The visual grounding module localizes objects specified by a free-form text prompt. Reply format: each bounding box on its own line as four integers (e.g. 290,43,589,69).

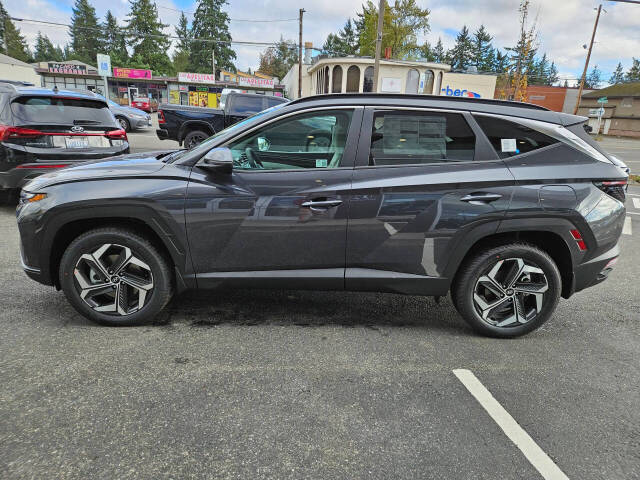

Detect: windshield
174,103,287,162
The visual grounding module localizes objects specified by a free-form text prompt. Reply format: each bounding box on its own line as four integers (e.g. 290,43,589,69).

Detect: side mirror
202,147,233,173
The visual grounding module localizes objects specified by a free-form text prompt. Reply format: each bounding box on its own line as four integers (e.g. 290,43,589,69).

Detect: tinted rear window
229,96,263,115
11,96,114,125
474,115,558,158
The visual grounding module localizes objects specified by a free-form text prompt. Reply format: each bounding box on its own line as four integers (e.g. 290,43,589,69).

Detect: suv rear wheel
452,243,561,338
59,227,173,326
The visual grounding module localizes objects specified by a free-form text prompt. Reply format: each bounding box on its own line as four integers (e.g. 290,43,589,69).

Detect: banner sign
113,67,152,79
96,54,111,77
48,63,87,75
178,72,216,84
238,77,274,89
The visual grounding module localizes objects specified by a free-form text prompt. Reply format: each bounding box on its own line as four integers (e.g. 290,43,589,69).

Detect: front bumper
130,116,152,129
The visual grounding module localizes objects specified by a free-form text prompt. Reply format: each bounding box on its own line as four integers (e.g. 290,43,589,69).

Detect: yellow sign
207,93,218,108
198,92,208,107
188,91,198,106
169,90,179,104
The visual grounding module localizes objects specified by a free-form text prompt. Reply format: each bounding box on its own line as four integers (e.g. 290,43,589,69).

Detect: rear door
346,107,515,294
7,95,127,166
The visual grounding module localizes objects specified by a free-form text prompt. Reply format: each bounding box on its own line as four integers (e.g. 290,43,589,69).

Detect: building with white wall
282,56,497,100
0,53,40,85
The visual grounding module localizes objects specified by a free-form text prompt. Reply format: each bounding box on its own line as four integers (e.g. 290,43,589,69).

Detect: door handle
301,199,343,212
460,193,503,205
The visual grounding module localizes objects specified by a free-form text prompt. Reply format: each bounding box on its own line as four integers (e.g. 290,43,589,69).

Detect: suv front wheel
452,243,562,338
59,227,174,326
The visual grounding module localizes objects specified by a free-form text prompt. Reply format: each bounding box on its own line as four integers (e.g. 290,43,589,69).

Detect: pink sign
113,67,152,79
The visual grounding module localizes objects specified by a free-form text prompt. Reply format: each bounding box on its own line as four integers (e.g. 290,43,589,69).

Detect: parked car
102,96,151,132
156,92,289,149
0,83,129,205
131,97,158,113
17,93,627,337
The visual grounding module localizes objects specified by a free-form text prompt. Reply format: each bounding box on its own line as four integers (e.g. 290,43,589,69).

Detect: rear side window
11,96,114,126
474,115,558,158
229,96,262,115
369,110,475,166
266,96,286,108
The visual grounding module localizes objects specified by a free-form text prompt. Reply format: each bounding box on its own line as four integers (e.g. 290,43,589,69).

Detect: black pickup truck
156,92,288,148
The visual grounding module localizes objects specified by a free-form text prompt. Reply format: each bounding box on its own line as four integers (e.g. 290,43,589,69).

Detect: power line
153,2,297,22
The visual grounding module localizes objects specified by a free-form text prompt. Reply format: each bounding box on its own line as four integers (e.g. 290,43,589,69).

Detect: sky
4,0,640,85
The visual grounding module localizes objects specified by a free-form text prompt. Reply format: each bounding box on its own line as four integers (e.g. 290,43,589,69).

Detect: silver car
104,98,152,132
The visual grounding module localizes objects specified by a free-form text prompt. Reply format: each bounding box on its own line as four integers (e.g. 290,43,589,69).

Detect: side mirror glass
257,137,270,151
202,147,233,173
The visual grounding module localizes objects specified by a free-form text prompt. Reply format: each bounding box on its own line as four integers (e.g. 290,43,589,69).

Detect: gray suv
16,94,627,337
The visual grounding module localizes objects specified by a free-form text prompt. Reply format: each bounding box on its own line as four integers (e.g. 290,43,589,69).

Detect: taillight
594,180,627,202
158,110,166,124
106,129,128,142
0,125,44,140
570,229,587,251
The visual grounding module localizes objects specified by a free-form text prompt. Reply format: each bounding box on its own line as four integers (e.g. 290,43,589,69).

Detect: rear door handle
460,193,503,205
301,199,343,211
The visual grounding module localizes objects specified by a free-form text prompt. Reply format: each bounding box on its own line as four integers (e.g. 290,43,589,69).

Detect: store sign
381,77,402,93
113,67,152,79
178,72,216,84
48,63,87,75
441,85,481,98
238,77,274,89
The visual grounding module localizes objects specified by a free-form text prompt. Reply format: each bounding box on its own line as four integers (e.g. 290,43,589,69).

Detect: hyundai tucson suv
0,84,129,204
16,94,627,337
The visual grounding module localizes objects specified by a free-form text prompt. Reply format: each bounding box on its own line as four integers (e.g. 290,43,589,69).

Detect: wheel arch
45,211,193,292
447,220,578,299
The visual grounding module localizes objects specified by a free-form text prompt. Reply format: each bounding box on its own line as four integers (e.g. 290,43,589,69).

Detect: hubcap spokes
73,243,153,316
473,258,548,328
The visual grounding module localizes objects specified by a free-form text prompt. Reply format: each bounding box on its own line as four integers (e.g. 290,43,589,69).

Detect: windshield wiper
73,119,101,125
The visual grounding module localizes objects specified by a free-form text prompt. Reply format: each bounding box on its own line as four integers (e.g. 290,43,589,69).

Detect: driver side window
227,109,354,170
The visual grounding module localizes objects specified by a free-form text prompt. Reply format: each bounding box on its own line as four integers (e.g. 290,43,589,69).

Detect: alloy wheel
187,134,206,149
73,243,154,316
472,257,548,328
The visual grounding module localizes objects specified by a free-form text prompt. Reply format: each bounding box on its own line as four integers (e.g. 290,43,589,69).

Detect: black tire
183,130,208,149
451,243,561,338
59,227,173,326
116,116,131,132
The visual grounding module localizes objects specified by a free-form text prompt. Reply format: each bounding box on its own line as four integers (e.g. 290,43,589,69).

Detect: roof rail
288,93,550,111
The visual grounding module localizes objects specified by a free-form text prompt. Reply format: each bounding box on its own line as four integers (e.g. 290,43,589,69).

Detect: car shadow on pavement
160,288,470,335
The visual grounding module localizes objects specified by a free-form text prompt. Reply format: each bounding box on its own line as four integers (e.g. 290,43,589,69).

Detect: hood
22,150,177,191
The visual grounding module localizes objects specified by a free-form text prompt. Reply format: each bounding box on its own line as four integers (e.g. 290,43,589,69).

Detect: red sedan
131,97,158,113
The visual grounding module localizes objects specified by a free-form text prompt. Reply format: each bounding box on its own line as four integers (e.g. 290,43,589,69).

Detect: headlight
132,114,146,119
19,191,47,204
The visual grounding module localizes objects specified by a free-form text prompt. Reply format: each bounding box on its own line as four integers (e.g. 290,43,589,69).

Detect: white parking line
627,193,640,197
623,216,633,235
633,198,640,209
453,369,570,480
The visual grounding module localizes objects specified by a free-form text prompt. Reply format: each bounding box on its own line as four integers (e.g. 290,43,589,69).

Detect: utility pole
298,8,305,99
574,4,602,114
372,0,385,92
212,50,216,78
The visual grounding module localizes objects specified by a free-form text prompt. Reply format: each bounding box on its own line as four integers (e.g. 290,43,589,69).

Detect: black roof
285,93,584,126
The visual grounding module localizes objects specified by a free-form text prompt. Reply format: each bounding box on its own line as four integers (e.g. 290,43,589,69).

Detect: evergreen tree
1,1,31,62
70,0,101,64
609,62,625,84
625,58,640,82
190,0,236,74
172,11,191,72
584,65,602,89
563,79,569,88
547,61,559,85
472,25,493,71
323,19,359,56
494,50,509,73
529,52,549,85
125,0,173,75
103,10,128,67
258,37,298,80
433,37,445,63
448,25,474,70
33,32,63,62
418,41,435,62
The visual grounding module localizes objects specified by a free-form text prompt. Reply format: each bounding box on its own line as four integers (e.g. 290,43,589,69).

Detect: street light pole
298,8,305,99
372,0,385,92
574,4,602,115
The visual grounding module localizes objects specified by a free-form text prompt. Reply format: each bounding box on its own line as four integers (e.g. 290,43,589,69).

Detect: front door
185,107,363,289
346,107,514,295
127,87,138,106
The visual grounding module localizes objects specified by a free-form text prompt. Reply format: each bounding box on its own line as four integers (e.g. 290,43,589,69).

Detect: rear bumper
156,128,169,140
570,243,620,295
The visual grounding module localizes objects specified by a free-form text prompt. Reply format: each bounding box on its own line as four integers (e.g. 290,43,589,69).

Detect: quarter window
227,109,354,170
369,111,476,165
473,115,559,158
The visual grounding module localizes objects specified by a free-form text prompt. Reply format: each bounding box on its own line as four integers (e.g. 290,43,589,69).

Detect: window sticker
501,138,517,153
316,159,328,168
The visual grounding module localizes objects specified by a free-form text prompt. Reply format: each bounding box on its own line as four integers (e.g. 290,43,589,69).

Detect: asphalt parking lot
128,114,178,153
1,144,639,479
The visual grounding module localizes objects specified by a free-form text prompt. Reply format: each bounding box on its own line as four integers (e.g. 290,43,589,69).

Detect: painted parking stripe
453,369,570,480
627,193,640,197
633,198,640,209
623,216,632,235
628,211,640,216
